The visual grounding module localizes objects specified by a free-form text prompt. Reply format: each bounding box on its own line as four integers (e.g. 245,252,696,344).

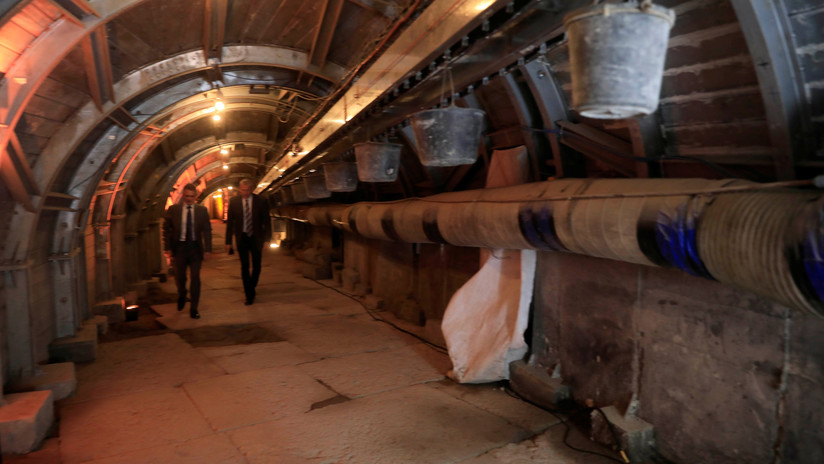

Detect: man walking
225,178,271,305
163,183,212,319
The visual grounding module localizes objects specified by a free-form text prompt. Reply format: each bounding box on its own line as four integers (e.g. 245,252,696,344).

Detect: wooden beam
8,131,39,195
556,121,636,177
309,0,343,68
0,136,36,212
81,26,114,110
202,0,227,61
49,0,98,25
160,139,175,165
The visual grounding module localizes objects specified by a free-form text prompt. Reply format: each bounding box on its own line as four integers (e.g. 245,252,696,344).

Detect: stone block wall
530,251,824,464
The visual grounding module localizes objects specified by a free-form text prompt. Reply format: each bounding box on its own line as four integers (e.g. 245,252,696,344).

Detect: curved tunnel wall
275,178,824,317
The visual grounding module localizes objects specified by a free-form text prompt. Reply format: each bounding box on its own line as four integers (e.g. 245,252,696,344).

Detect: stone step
0,390,54,454
92,314,108,335
93,297,125,323
6,362,77,402
47,321,98,363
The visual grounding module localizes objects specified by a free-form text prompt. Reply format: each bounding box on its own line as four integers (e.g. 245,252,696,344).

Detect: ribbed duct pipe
272,179,823,316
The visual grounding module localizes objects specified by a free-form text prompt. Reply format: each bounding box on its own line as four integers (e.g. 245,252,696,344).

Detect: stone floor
9,221,621,463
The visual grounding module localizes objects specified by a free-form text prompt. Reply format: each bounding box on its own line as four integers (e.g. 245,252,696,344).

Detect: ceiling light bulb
227,186,232,190
220,148,228,155
213,114,221,121
215,100,225,111
222,164,228,170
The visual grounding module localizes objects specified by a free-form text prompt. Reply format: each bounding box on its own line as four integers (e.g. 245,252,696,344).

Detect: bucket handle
439,66,457,107
591,0,656,13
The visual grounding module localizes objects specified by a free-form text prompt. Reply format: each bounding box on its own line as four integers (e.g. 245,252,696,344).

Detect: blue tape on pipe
654,203,714,279
801,205,824,302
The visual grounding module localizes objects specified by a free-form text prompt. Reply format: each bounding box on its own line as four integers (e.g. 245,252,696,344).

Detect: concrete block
342,268,360,291
331,264,343,285
394,297,424,326
48,322,97,363
93,315,108,335
0,390,54,455
363,295,384,311
590,405,655,462
124,290,138,306
509,360,571,408
6,362,77,401
353,283,369,297
93,297,125,323
301,263,332,280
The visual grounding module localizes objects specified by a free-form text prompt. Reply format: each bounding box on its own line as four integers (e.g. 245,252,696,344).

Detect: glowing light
258,183,267,188
269,243,280,248
213,114,221,121
204,107,216,113
227,186,233,190
215,100,225,111
278,168,286,172
220,148,229,155
309,169,316,173
475,0,493,10
222,164,229,170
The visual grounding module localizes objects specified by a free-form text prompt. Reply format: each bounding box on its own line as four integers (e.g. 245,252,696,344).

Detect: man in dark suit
163,183,212,319
225,178,271,305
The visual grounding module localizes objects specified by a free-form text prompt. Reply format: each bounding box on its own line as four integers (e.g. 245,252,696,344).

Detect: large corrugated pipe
272,178,823,316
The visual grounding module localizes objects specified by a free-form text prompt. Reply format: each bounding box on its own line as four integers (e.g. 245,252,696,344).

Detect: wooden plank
0,20,35,54
0,43,18,73
13,4,53,35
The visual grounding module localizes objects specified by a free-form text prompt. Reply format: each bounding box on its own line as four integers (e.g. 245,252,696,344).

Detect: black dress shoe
190,311,200,319
244,299,253,306
177,300,185,311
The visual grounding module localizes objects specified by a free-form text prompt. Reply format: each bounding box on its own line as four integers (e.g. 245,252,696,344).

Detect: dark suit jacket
163,203,213,256
225,193,271,249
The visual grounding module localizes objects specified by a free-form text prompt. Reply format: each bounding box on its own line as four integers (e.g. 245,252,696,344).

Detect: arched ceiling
1,0,823,262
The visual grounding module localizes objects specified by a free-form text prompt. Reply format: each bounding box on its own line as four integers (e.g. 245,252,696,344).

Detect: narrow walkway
16,221,617,464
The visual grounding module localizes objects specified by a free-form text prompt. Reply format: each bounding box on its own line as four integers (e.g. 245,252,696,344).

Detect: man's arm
258,196,271,242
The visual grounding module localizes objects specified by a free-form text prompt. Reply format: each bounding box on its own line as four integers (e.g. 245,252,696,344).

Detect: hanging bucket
563,2,675,119
290,183,309,203
304,174,331,199
354,142,402,182
408,106,485,166
323,162,358,192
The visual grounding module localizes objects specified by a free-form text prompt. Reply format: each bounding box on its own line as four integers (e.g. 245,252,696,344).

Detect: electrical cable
304,274,449,355
503,386,627,463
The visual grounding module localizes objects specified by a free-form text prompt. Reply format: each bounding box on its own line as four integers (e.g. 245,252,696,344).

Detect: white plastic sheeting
442,248,536,383
442,146,534,384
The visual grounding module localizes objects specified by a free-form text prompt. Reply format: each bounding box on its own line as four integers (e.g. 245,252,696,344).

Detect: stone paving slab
59,387,214,464
183,365,338,431
63,333,224,404
228,383,533,464
297,344,447,398
457,420,621,464
197,341,318,374
259,313,418,358
428,381,561,434
84,433,246,464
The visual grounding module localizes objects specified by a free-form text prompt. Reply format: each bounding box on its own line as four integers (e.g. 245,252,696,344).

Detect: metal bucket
304,174,331,199
323,162,358,192
563,2,675,119
354,142,402,182
408,106,485,166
